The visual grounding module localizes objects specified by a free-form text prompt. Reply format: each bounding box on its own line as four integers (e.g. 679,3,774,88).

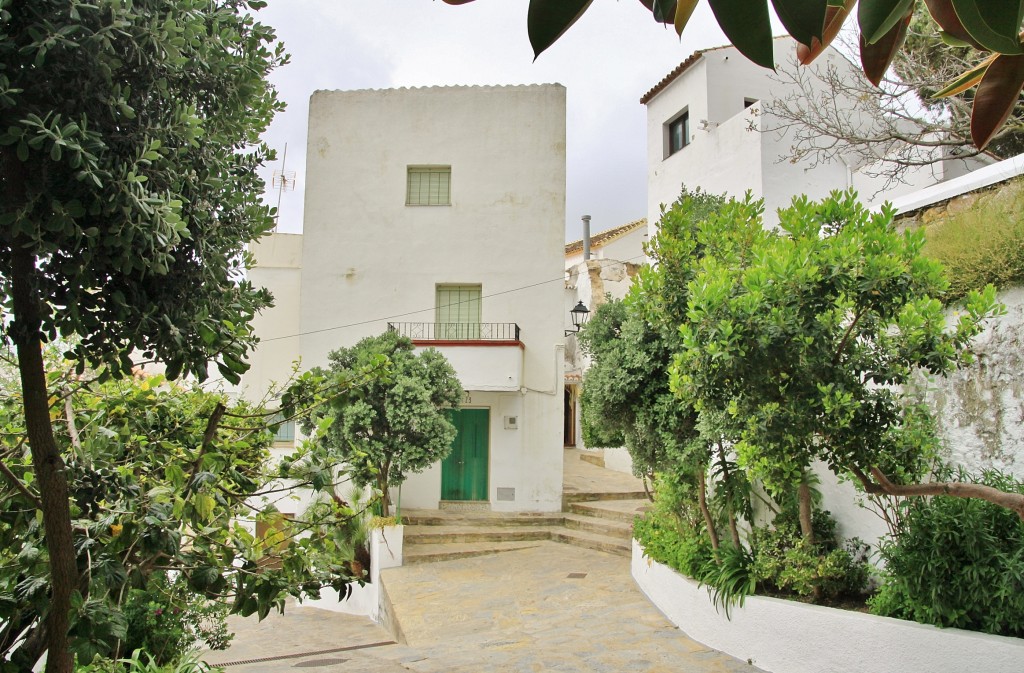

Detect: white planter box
631,539,1024,673
372,524,404,571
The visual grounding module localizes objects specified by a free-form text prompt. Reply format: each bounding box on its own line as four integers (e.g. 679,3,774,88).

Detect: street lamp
565,300,590,336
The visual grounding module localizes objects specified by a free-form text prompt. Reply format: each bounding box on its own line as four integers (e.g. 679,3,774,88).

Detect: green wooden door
441,409,489,501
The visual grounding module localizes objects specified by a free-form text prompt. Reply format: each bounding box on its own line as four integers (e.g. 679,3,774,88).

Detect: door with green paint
442,408,489,501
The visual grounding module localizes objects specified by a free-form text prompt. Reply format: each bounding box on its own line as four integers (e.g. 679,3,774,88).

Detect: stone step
402,541,543,565
403,525,553,545
577,451,605,468
550,528,631,557
562,490,649,506
562,513,633,540
568,499,650,524
400,511,564,528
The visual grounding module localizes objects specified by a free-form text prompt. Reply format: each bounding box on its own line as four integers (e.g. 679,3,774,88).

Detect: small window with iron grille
407,166,451,206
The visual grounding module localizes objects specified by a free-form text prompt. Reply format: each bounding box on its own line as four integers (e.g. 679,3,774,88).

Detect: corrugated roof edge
877,153,1024,217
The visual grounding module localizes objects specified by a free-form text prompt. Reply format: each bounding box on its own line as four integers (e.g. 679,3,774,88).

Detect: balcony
387,322,521,343
387,322,523,392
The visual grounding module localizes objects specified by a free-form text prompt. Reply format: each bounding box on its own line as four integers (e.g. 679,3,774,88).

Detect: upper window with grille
407,166,451,206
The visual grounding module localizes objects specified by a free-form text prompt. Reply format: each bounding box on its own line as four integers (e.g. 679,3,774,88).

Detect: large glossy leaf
440,0,477,4
772,0,829,46
675,0,701,36
528,0,595,58
923,0,982,48
653,0,678,24
860,9,912,85
797,0,855,65
859,0,915,45
972,54,1024,148
707,0,775,69
949,0,1024,54
932,53,997,98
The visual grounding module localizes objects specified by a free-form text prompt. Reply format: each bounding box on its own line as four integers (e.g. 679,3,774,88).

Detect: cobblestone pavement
205,541,760,673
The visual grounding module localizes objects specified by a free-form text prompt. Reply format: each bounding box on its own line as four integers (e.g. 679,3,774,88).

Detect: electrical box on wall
504,415,518,430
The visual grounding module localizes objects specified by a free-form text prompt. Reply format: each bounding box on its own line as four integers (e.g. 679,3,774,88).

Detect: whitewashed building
244,84,568,513
642,38,988,232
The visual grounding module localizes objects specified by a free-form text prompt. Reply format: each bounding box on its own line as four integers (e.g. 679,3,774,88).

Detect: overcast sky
254,1,778,242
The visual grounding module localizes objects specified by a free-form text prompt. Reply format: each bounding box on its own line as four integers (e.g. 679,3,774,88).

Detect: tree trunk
696,469,720,551
856,466,1024,520
11,245,80,673
797,477,815,546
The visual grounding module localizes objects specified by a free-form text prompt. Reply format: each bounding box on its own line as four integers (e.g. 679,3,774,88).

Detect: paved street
205,541,759,673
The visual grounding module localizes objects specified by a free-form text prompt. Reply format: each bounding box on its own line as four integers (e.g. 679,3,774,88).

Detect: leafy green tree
673,190,1024,527
443,0,1024,149
0,366,362,671
0,2,284,670
581,189,755,548
305,332,463,516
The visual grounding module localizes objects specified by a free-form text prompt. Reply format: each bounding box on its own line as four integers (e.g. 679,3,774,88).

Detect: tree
766,5,1024,190
305,332,463,516
0,366,363,671
443,0,1024,149
673,190,1024,524
0,2,285,670
580,189,752,548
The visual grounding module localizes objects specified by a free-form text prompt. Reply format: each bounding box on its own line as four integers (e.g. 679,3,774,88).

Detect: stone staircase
400,450,649,565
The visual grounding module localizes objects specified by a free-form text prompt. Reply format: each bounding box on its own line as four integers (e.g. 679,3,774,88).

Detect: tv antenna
271,142,297,230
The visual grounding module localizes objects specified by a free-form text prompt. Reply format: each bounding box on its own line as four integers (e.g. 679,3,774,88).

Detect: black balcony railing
387,322,521,342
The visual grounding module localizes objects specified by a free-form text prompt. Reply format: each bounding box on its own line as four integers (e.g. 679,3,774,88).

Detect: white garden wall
632,541,1024,673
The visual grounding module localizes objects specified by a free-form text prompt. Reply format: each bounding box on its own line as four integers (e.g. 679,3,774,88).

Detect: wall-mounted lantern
565,300,590,336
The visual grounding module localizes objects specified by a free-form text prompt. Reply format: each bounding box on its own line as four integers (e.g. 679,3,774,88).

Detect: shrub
633,510,714,579
120,573,231,666
920,178,1024,302
750,511,870,601
869,469,1024,636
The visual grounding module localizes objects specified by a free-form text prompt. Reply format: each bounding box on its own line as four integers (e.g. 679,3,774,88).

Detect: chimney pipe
582,215,592,261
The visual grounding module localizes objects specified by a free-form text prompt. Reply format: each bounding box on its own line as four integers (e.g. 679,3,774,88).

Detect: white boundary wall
632,540,1024,673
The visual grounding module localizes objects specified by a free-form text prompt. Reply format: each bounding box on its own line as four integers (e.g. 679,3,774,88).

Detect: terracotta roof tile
565,218,647,256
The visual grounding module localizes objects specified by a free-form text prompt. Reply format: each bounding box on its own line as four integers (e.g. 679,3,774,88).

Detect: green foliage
0,366,361,670
304,331,462,513
120,573,231,667
751,513,870,601
580,188,732,482
0,0,286,383
633,472,715,578
869,469,1024,637
920,179,1024,301
700,543,757,619
674,190,1000,499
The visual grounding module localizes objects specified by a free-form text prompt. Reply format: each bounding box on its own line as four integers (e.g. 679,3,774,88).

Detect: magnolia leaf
931,53,997,98
924,0,983,48
653,0,677,24
948,0,1024,55
772,0,828,47
860,8,912,86
675,0,700,35
798,0,855,64
527,0,594,59
971,54,1024,149
707,0,775,69
858,0,914,45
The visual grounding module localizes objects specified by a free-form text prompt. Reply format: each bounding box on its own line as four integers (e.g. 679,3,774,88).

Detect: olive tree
0,2,285,670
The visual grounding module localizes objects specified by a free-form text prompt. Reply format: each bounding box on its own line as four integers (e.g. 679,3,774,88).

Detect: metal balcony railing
387,322,521,342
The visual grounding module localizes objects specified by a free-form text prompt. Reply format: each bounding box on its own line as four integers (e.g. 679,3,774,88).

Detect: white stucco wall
288,85,566,512
632,541,1024,673
243,233,303,400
